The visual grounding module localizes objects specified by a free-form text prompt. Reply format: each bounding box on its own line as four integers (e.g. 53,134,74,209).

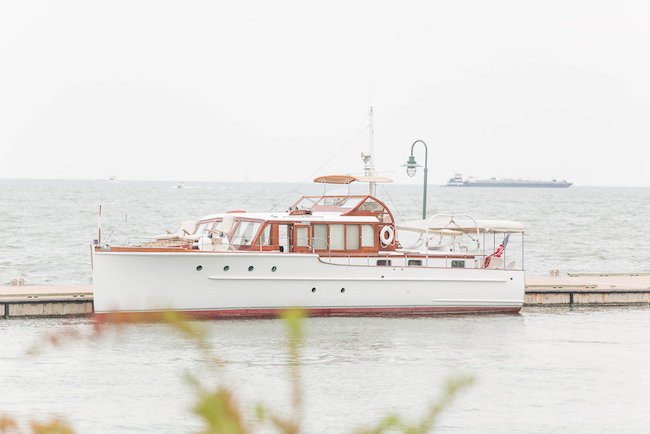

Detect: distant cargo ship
445,174,572,188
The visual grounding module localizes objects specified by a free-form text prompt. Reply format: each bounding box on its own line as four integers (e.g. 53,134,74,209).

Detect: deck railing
117,235,523,271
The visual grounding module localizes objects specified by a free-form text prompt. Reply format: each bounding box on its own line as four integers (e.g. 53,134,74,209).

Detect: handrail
422,213,481,251
315,253,523,271
310,237,331,259
119,223,523,271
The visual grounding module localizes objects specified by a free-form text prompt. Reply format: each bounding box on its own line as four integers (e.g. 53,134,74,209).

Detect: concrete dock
0,285,93,318
525,273,650,306
2,274,650,318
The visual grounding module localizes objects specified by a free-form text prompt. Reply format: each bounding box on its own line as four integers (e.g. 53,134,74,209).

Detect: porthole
311,287,316,293
248,266,254,272
271,266,277,272
223,266,230,271
196,265,203,271
340,288,345,293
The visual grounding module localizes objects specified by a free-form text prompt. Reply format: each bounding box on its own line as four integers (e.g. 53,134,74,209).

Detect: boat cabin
192,193,397,255
181,175,399,255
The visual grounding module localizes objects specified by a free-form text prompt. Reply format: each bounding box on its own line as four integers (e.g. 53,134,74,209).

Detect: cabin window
361,225,375,247
338,197,363,209
358,198,384,212
312,224,328,250
408,259,423,266
377,259,392,266
294,197,320,210
232,221,261,245
211,218,229,236
451,260,465,268
346,225,360,250
296,226,309,247
323,196,345,206
195,221,214,235
330,224,345,250
258,224,271,246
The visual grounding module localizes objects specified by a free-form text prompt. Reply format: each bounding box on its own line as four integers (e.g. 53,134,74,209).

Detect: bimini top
313,175,394,184
399,217,525,234
313,175,358,184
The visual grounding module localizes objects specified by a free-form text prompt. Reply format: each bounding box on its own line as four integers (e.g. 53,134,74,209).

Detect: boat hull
92,251,525,317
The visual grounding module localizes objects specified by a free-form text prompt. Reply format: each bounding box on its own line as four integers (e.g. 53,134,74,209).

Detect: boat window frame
293,224,311,252
229,218,267,246
257,223,272,246
194,219,219,235
345,224,361,250
361,224,375,248
292,195,371,212
341,196,395,225
311,223,329,251
292,196,324,210
329,223,346,250
309,222,382,254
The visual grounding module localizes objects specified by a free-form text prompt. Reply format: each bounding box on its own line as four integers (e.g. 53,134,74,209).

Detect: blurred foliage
355,375,475,434
0,416,74,434
7,310,473,433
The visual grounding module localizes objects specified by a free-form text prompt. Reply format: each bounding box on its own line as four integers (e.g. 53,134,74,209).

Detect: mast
365,107,376,196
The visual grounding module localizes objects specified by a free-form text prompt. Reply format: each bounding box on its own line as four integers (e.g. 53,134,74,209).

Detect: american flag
484,234,510,268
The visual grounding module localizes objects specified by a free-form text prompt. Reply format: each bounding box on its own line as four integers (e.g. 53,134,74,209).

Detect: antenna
369,106,374,173
362,106,376,196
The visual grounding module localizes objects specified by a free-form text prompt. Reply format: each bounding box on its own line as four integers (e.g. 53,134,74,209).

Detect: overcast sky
1,0,649,186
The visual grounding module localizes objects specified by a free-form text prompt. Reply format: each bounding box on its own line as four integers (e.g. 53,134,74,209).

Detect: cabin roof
196,194,394,226
196,211,382,224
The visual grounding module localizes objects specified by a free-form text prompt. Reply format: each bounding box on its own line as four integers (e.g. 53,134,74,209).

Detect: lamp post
403,139,428,219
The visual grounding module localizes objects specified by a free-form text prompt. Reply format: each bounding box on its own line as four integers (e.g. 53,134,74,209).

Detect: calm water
1,308,650,433
1,180,650,432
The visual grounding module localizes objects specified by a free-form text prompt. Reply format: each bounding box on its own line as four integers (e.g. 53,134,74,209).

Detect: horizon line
0,176,646,188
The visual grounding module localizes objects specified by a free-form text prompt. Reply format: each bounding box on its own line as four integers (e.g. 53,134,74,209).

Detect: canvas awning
399,217,525,235
356,176,393,183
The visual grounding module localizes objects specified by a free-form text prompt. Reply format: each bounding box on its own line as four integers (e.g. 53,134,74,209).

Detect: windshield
322,196,346,206
231,221,261,245
194,221,214,235
294,197,321,210
338,197,364,208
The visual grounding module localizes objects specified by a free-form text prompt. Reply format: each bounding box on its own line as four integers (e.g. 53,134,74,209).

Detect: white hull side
92,251,524,316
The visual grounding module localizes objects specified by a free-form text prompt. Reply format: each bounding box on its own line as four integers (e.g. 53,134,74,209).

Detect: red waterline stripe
95,305,521,319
